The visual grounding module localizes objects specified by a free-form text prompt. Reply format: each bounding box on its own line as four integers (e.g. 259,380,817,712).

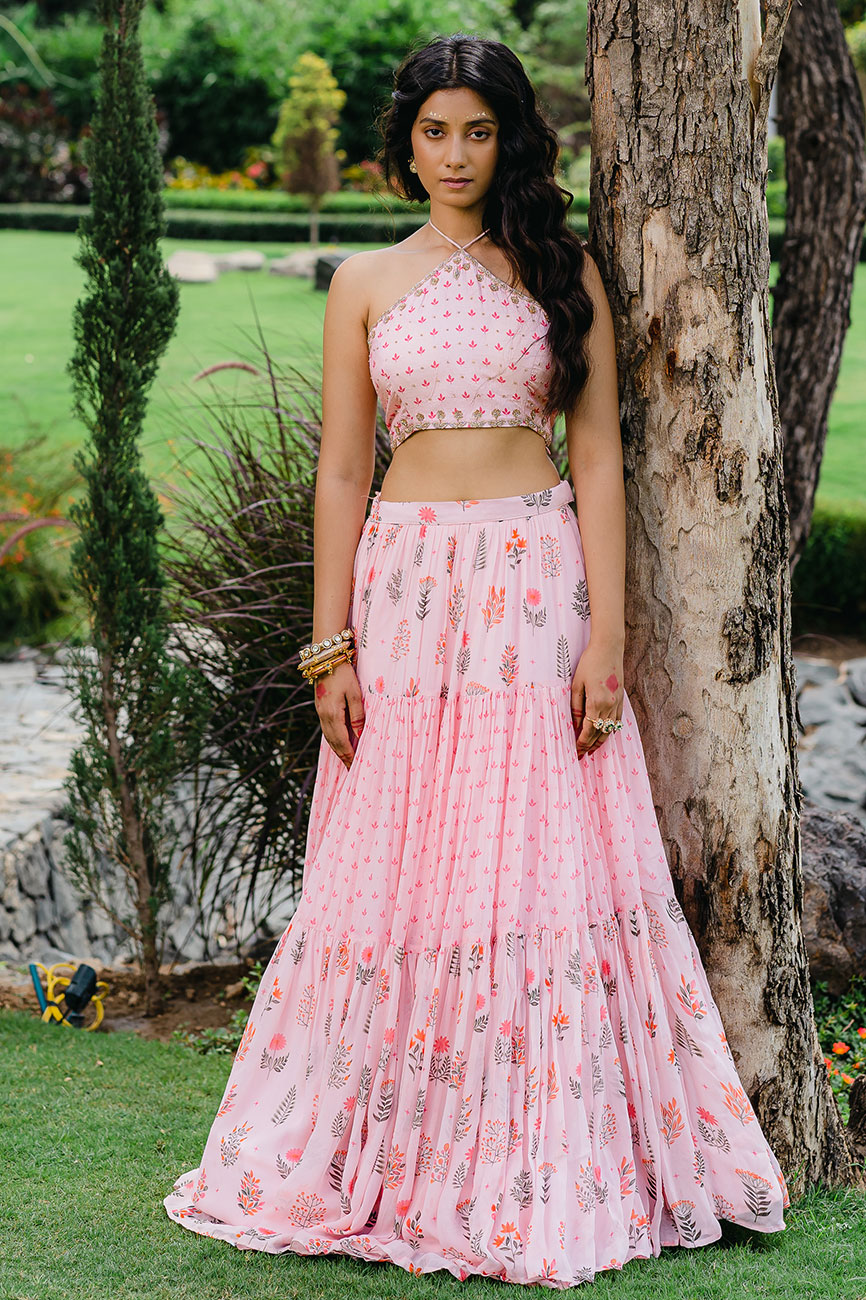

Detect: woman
164,34,789,1287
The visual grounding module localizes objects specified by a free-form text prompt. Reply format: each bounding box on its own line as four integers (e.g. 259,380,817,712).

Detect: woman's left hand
570,637,624,760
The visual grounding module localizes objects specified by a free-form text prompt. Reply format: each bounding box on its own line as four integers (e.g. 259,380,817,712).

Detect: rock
212,249,266,272
847,657,866,710
801,801,866,992
315,252,351,291
223,979,246,999
17,839,51,899
796,680,858,729
268,248,323,278
268,247,350,280
794,657,840,691
166,250,219,283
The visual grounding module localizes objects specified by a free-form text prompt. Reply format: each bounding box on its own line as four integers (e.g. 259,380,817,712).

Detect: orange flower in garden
832,1041,850,1055
858,1028,866,1038
841,1074,855,1085
823,1056,833,1069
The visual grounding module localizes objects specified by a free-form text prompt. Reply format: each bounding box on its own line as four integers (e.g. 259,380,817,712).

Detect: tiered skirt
163,477,789,1287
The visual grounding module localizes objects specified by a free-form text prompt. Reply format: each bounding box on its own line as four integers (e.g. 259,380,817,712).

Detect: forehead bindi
418,114,497,127
416,91,497,128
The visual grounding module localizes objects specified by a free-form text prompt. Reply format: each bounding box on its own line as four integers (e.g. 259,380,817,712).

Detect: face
409,86,499,209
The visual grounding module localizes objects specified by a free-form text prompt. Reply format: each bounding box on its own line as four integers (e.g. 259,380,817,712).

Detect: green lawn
2,1006,865,1300
1,230,864,514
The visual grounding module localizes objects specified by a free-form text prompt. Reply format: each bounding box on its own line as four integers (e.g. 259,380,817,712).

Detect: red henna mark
315,681,327,699
605,673,619,693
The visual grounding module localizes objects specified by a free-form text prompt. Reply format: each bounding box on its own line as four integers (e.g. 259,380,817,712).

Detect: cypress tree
61,0,208,1016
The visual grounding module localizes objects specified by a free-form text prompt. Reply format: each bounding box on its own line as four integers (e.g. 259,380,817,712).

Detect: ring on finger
588,717,623,734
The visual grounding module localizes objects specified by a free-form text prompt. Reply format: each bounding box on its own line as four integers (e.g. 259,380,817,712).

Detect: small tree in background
271,51,345,247
61,0,209,1017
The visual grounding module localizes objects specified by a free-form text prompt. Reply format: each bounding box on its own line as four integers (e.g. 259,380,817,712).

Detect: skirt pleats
163,478,788,1287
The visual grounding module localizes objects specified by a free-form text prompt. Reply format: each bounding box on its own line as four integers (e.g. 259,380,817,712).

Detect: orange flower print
492,1220,523,1264
481,584,506,628
391,617,411,659
260,1032,290,1078
384,1143,407,1189
721,1081,756,1125
552,1003,570,1041
217,1082,237,1116
676,974,707,1020
235,1018,255,1063
505,527,528,568
263,977,283,1012
237,1169,264,1215
540,532,562,577
219,1118,253,1170
499,642,519,685
418,505,437,523
287,1190,327,1228
661,1097,685,1146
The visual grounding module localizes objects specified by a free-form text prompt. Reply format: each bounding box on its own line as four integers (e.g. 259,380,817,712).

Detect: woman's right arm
312,252,379,768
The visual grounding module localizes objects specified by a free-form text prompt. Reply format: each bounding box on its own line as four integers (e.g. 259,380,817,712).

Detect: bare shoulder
578,245,607,299
326,247,380,299
329,243,420,292
327,243,420,322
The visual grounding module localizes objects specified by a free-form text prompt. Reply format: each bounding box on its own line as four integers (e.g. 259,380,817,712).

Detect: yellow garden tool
29,961,109,1030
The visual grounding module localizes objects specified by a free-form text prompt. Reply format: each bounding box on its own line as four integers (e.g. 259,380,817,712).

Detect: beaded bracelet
298,627,356,683
299,648,355,683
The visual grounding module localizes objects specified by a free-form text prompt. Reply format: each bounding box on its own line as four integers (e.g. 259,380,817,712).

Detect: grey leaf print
386,567,404,605
520,487,553,512
572,577,590,619
472,527,487,569
556,633,572,681
416,575,437,620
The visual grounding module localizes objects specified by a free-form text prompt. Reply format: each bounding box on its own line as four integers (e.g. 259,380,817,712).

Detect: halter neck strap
427,219,489,251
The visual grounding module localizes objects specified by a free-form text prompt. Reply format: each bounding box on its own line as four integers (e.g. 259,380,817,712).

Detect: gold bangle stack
298,627,356,683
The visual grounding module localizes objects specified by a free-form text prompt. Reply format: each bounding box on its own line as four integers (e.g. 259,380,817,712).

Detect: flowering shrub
813,975,866,1122
0,441,80,646
164,155,263,191
0,81,91,203
341,159,387,194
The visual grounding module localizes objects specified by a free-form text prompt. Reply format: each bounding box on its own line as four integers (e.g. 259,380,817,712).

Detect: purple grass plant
158,320,392,950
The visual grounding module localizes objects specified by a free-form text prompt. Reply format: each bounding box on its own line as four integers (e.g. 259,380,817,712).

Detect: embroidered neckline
366,246,543,343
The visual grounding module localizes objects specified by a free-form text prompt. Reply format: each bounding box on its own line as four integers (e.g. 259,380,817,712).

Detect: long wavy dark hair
376,34,595,420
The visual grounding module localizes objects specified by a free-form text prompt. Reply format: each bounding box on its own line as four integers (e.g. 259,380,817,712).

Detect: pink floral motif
164,474,789,1285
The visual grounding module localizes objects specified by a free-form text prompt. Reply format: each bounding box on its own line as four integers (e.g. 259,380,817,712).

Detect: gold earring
408,157,418,174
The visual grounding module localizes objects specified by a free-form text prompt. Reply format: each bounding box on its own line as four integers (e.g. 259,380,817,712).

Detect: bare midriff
378,425,561,501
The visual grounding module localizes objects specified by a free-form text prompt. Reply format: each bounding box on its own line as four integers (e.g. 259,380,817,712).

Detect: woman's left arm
564,248,627,760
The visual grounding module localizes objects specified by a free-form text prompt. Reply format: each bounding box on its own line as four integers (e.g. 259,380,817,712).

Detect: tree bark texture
585,0,861,1189
774,0,866,566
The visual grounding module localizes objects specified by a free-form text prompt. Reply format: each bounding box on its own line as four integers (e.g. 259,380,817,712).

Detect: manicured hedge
792,504,866,635
2,201,861,262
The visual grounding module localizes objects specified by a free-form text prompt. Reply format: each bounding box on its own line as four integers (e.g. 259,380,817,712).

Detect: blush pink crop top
367,222,555,453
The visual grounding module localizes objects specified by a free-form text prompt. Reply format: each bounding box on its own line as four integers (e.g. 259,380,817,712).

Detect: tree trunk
585,0,861,1189
774,0,866,568
100,647,164,1018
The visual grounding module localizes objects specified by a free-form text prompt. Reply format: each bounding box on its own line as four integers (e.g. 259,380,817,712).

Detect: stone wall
1,646,865,975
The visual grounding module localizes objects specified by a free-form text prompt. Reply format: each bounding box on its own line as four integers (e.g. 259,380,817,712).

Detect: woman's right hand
312,659,366,769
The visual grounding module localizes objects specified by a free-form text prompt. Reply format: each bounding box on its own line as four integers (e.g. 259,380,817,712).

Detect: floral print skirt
163,477,789,1287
